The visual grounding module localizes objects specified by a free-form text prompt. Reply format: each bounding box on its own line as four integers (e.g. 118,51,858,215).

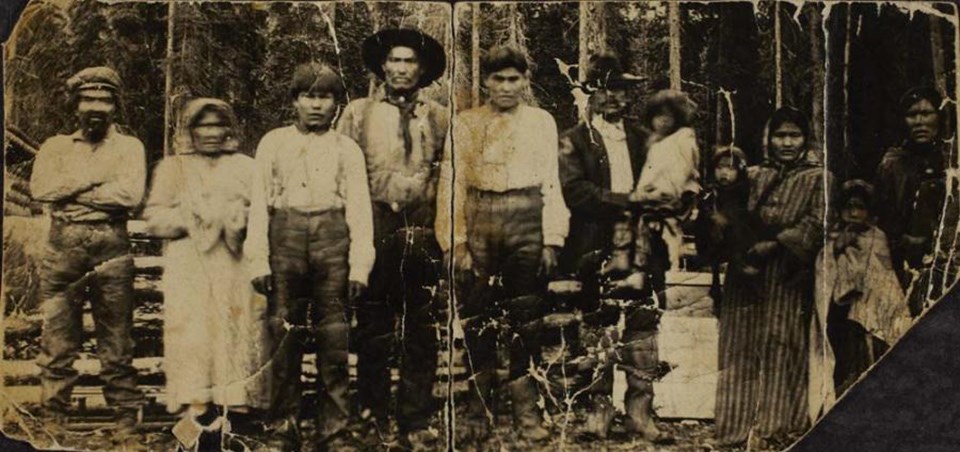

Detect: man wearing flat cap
30,66,146,437
244,62,374,450
337,27,448,448
558,54,672,443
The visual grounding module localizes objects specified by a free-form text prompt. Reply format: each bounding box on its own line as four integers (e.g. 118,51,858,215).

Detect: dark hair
288,63,345,101
643,90,696,130
767,106,810,145
710,145,748,185
481,46,529,77
839,179,876,213
899,85,942,116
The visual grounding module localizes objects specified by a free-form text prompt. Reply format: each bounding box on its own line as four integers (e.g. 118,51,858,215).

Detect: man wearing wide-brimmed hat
558,53,672,443
245,62,374,451
30,66,146,440
337,27,448,448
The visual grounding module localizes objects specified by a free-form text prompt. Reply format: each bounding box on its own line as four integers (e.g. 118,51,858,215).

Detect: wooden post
669,1,682,90
471,3,480,108
774,1,782,108
163,1,176,156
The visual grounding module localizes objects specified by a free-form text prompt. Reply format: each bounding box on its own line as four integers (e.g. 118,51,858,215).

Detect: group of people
27,22,952,451
704,86,952,449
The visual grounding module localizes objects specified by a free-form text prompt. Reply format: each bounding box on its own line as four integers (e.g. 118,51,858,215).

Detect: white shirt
244,126,375,284
591,116,634,194
437,104,570,252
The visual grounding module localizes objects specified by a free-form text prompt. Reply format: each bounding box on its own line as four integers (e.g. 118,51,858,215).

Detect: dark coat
558,118,648,274
874,141,948,274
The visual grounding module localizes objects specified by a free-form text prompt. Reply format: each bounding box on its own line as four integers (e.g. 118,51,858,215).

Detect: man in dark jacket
558,54,670,443
875,85,959,315
559,55,647,276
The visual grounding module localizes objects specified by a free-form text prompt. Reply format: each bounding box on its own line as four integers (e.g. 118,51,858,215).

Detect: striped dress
714,158,828,445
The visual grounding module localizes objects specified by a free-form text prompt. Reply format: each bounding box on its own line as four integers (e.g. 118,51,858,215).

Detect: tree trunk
774,1,783,108
163,1,176,157
471,3,480,108
578,2,606,83
809,4,825,149
930,14,950,139
669,1,681,90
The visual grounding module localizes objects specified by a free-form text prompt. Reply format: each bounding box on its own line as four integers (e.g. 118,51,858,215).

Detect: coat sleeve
436,113,468,253
76,138,146,211
340,137,376,285
143,158,189,239
540,112,570,248
243,134,275,279
776,171,832,263
30,137,98,202
559,128,630,220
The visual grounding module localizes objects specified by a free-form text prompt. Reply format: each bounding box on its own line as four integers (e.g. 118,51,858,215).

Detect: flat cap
66,66,122,93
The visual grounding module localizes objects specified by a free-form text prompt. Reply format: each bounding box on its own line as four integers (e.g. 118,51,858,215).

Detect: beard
80,112,111,142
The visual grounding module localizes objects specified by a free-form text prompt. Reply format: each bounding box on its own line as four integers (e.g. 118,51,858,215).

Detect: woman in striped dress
713,107,830,448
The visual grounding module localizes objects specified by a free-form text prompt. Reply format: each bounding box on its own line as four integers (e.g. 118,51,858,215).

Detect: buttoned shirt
591,116,634,194
437,104,570,252
243,125,375,284
30,125,146,222
337,92,448,211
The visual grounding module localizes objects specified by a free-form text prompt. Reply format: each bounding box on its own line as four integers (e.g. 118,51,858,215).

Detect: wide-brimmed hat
362,28,446,88
582,53,643,93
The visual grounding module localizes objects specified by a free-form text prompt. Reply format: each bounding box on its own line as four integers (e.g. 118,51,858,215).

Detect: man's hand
539,246,560,278
252,274,273,295
748,241,780,260
348,281,367,301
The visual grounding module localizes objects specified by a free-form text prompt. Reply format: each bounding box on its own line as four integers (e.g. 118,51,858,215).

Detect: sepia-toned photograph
1,1,958,451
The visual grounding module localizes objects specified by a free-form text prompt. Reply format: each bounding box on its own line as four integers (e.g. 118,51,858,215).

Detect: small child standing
810,180,912,418
630,90,701,271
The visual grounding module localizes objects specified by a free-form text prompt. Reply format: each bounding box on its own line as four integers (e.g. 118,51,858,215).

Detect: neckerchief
384,87,420,159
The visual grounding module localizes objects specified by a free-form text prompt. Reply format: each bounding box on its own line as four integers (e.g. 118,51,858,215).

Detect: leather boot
624,380,672,444
507,376,550,442
581,395,615,440
459,369,496,443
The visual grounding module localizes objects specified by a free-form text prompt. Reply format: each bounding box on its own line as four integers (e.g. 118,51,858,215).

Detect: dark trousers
37,219,143,410
267,209,351,440
459,188,545,411
355,202,441,433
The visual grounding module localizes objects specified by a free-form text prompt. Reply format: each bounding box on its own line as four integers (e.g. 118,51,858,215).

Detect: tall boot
459,368,496,443
624,380,672,444
507,376,550,442
582,394,615,440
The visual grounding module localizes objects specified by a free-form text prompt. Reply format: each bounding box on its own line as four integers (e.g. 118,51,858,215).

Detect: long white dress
144,152,271,412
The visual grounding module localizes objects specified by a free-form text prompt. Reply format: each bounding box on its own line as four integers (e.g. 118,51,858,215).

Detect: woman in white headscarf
144,98,270,448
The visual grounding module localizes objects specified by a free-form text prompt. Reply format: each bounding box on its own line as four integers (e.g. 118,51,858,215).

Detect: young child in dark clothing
695,146,760,270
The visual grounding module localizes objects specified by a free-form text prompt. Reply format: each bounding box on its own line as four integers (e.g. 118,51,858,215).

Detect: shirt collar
591,116,626,141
